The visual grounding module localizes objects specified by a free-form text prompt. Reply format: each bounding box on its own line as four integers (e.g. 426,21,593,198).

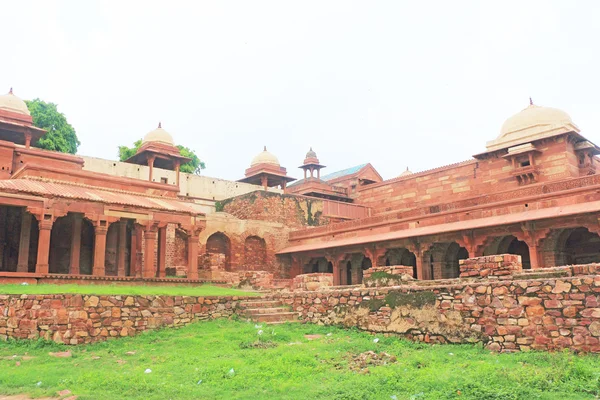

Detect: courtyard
1,319,599,400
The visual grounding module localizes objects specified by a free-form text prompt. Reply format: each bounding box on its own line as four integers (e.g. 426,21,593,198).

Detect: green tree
118,141,206,175
25,99,80,154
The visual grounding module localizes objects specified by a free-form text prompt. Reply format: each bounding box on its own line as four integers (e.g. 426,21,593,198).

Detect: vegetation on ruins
25,99,80,154
1,319,599,399
0,284,258,297
117,139,206,174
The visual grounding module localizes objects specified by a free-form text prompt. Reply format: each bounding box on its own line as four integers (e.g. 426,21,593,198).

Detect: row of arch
205,232,268,271
297,227,600,285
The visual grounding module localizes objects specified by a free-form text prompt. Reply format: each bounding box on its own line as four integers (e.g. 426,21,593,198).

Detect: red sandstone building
1,88,599,288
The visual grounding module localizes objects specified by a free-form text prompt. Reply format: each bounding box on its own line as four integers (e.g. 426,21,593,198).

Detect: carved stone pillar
143,226,157,278
35,214,54,274
117,220,127,277
92,222,108,276
187,231,199,280
69,213,83,275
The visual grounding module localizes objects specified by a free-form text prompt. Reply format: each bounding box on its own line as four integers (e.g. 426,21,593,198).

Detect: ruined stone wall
270,264,600,352
0,294,251,344
218,191,329,229
199,213,291,277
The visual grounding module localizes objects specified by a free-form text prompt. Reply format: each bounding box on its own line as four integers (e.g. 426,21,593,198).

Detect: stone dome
251,146,280,167
306,147,317,159
0,88,30,116
486,101,580,152
400,167,412,177
142,122,175,145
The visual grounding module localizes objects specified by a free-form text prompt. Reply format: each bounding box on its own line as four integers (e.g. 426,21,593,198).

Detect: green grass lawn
1,320,599,400
0,283,259,297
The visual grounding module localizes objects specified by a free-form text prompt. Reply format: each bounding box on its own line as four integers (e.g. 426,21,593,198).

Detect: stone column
157,226,167,278
16,212,32,273
529,244,541,269
187,232,199,280
24,131,32,149
147,155,156,182
143,227,157,278
35,215,53,274
260,175,268,190
69,214,83,275
415,251,424,280
174,161,181,187
117,220,127,276
332,262,341,286
92,223,108,276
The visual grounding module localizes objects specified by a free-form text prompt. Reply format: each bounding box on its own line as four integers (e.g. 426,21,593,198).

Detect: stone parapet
459,254,522,278
293,273,333,291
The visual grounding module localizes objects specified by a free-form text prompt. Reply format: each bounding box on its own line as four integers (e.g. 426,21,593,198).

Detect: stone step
265,320,301,325
252,312,298,323
242,307,289,315
239,300,282,309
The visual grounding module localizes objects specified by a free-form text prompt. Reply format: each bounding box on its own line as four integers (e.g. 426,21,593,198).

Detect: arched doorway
49,216,72,274
244,236,267,270
359,257,372,283
547,227,600,266
49,214,96,275
444,243,469,279
304,257,329,274
0,206,38,272
206,232,231,270
483,235,531,269
384,248,417,278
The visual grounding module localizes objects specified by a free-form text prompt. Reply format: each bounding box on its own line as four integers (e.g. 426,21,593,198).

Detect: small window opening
160,177,168,184
520,160,531,167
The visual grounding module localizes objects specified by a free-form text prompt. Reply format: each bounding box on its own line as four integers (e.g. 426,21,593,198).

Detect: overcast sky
2,1,600,181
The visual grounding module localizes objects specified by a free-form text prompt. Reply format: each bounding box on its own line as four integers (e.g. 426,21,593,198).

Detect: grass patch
1,320,599,399
0,283,260,297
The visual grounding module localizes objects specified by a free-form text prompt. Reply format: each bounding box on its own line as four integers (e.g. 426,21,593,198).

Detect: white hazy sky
2,1,600,181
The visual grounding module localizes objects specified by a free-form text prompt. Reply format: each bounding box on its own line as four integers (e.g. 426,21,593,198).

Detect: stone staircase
239,299,299,324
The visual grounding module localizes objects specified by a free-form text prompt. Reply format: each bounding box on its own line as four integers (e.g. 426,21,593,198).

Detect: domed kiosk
238,146,295,191
124,122,191,186
299,147,326,180
476,99,599,184
485,100,580,153
0,88,46,148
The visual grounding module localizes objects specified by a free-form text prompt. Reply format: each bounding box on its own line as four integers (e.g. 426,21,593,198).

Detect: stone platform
0,272,227,287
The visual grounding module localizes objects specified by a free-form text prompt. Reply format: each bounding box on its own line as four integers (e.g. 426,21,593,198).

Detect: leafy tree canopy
25,99,80,154
118,141,206,175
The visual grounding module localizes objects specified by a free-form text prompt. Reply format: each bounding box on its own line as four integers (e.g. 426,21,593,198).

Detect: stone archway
49,215,72,274
545,227,600,266
0,206,38,272
206,232,231,270
244,235,267,270
483,235,531,270
384,248,417,277
429,242,469,279
304,257,330,274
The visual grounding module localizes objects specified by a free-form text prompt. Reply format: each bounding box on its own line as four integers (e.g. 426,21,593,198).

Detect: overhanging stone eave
277,200,600,255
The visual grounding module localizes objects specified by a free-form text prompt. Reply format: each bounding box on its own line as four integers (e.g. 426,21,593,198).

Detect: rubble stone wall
0,294,250,344
270,263,600,352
